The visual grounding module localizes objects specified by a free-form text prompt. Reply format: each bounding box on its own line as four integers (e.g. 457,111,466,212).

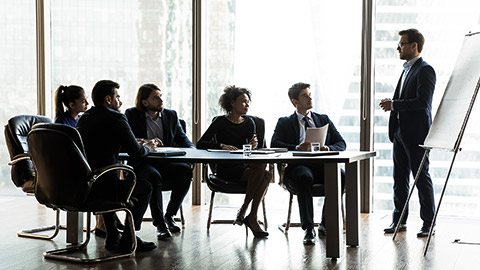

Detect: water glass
243,144,252,158
311,142,321,152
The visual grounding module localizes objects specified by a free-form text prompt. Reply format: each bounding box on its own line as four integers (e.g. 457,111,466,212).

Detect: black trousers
285,163,345,230
136,161,192,227
392,131,435,226
96,176,152,236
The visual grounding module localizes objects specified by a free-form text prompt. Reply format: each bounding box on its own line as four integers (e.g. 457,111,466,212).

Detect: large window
374,0,480,216
0,1,37,195
50,0,192,124
203,0,362,208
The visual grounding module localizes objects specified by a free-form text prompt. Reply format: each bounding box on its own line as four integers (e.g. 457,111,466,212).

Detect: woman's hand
220,143,238,150
249,134,258,149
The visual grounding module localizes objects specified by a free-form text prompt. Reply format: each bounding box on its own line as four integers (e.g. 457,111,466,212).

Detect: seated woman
54,84,120,236
54,85,88,126
197,85,271,238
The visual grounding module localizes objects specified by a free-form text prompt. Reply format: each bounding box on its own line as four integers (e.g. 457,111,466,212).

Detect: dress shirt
145,112,163,140
296,111,315,143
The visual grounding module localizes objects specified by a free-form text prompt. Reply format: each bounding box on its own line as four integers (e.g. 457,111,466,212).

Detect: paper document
305,124,329,146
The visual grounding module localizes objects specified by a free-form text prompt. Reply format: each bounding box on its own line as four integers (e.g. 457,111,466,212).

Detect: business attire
54,112,79,127
271,111,346,234
125,107,194,234
196,115,255,181
76,106,154,250
388,57,436,230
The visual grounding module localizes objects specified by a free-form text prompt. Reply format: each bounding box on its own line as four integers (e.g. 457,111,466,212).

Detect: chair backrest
28,123,93,210
4,115,52,189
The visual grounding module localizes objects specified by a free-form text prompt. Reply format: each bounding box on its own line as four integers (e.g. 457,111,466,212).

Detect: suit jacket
389,57,436,145
125,107,194,148
76,106,151,170
271,112,346,151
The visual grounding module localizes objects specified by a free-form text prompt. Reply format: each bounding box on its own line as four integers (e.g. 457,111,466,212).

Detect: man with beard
77,79,156,252
379,28,436,237
125,83,194,240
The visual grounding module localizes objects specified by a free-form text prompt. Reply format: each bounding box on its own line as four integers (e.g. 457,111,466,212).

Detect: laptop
149,147,187,156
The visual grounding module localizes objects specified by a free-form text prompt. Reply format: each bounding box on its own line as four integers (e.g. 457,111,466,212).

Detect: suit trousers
102,178,152,236
392,130,435,226
285,164,345,230
136,161,192,227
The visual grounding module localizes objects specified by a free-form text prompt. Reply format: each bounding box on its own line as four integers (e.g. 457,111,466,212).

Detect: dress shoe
134,237,157,252
417,225,435,238
119,236,157,252
303,228,316,245
157,224,172,240
244,216,268,238
384,223,407,234
165,215,181,233
317,223,326,237
105,232,122,251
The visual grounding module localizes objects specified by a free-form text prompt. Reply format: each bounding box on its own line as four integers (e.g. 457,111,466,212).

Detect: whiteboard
423,32,480,151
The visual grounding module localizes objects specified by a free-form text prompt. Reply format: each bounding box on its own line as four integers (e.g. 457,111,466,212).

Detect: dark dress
197,115,255,182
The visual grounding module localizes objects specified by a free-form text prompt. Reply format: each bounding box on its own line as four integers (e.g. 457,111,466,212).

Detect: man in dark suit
125,83,194,240
271,82,346,245
76,80,156,252
379,28,436,237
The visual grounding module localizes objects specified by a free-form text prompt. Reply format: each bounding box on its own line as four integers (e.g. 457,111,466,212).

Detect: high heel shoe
233,209,245,226
244,216,269,238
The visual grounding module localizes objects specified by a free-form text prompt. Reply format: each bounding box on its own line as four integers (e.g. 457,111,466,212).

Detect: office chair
28,123,137,263
276,163,326,233
202,115,271,230
4,114,64,239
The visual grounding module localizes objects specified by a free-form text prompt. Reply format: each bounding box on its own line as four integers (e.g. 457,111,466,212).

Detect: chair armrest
8,153,31,165
201,163,209,183
92,163,137,203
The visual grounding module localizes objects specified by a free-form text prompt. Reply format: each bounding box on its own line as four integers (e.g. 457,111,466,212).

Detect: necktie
303,116,311,130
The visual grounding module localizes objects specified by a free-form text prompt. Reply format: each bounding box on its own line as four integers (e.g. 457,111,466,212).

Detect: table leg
324,163,343,259
66,211,83,244
346,161,360,247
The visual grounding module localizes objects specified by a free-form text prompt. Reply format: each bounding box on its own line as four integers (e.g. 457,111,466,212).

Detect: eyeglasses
397,42,411,48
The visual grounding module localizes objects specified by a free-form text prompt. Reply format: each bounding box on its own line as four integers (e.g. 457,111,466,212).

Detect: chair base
44,208,136,264
17,209,62,240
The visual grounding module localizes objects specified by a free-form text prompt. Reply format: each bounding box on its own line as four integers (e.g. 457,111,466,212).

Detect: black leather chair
4,115,63,239
28,123,138,263
276,163,325,233
202,115,271,230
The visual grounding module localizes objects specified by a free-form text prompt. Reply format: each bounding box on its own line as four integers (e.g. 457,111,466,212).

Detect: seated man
77,80,157,252
125,83,194,240
271,82,346,245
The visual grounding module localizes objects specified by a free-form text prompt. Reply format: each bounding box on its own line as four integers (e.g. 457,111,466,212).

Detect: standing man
77,80,157,252
125,83,194,240
380,28,436,237
271,82,346,245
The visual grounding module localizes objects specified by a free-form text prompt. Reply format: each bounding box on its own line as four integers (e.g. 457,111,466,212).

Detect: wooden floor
2,195,480,270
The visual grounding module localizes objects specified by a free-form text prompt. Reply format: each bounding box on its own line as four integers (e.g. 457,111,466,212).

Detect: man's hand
379,98,393,112
295,142,311,151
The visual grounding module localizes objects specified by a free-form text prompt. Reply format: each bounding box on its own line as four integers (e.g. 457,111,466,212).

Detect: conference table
142,148,376,259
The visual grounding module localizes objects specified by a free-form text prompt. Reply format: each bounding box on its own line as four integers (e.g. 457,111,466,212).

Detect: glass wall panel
50,0,192,127
204,0,362,208
0,1,37,195
374,0,480,217
50,0,193,205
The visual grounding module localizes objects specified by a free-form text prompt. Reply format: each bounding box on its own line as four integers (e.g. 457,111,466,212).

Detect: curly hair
218,85,251,113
